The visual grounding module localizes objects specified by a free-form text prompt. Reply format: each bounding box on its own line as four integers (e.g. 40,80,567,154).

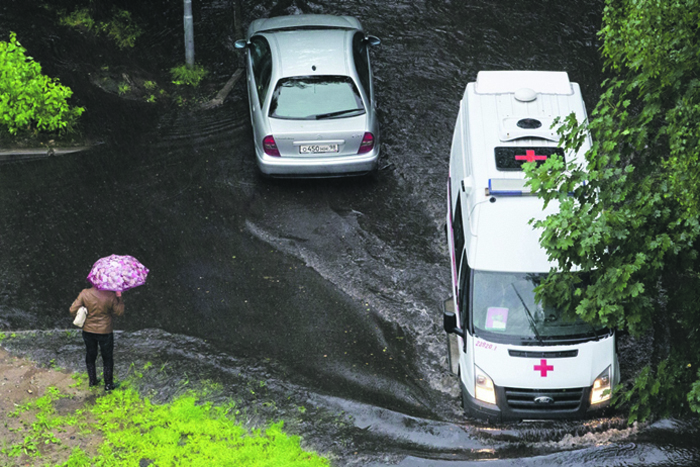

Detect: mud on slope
0,347,104,466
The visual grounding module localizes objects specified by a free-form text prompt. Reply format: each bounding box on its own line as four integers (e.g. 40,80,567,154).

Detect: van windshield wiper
314,108,364,119
511,284,543,344
586,322,600,341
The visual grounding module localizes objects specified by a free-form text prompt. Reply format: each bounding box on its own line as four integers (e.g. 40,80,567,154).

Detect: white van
443,71,619,421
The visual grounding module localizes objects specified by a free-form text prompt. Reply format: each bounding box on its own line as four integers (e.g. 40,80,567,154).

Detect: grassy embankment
0,333,330,467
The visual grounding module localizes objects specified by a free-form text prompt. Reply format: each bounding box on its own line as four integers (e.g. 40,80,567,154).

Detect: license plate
299,144,339,154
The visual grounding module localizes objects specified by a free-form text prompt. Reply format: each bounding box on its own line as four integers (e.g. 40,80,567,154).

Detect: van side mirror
234,39,248,50
365,35,381,47
443,311,465,338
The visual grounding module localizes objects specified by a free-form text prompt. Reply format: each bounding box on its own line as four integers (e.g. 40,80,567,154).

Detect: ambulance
442,71,618,421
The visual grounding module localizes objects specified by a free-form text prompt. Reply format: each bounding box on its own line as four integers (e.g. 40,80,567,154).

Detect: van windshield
471,270,606,343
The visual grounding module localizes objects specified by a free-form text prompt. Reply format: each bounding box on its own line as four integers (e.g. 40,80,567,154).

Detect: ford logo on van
534,396,554,405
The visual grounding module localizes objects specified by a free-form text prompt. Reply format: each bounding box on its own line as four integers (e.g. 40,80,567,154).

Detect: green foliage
2,378,329,466
60,447,92,467
2,386,69,458
59,7,95,31
615,354,697,424
689,368,700,414
0,32,84,135
525,0,700,423
171,63,209,87
87,387,329,466
598,0,700,218
69,373,86,388
117,81,131,95
59,7,142,49
102,10,142,49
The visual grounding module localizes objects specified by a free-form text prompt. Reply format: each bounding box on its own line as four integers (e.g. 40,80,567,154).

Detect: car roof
263,28,356,79
248,14,362,37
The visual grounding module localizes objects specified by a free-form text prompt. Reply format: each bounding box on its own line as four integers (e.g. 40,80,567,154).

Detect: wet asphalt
1,0,700,465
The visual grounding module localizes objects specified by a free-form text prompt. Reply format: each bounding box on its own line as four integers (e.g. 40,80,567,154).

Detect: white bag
73,306,88,328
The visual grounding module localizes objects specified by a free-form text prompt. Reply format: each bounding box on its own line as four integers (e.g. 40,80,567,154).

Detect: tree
0,32,84,135
525,0,700,423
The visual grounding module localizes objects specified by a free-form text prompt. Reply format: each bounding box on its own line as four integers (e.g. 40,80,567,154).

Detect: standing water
0,0,698,465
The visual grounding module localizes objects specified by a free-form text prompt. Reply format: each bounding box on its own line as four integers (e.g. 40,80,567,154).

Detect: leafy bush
117,81,131,95
58,7,95,31
614,355,696,424
103,10,142,49
59,8,142,49
0,32,84,135
170,63,209,87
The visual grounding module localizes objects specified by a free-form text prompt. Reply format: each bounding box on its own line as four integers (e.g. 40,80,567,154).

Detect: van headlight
475,365,497,405
590,365,612,405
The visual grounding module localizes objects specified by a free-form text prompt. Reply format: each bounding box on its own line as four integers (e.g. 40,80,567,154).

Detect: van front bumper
460,380,611,422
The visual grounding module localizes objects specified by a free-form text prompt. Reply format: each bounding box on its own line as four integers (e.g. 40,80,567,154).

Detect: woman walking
70,286,124,390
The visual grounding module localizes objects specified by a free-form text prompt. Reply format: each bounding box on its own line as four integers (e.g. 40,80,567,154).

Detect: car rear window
269,75,365,120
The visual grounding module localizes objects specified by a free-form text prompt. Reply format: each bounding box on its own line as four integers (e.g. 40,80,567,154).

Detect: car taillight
263,135,280,157
358,132,374,154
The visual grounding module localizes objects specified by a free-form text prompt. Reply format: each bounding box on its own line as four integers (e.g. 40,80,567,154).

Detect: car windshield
471,270,606,343
269,75,365,120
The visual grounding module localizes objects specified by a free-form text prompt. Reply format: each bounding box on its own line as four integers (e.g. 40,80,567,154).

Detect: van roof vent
514,87,537,102
517,118,542,129
499,117,558,142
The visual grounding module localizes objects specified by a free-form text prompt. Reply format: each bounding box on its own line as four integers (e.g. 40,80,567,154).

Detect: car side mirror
443,310,465,338
365,35,381,47
234,39,248,50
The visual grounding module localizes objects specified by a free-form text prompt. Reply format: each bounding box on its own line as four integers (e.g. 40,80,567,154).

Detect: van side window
453,195,465,267
458,250,471,332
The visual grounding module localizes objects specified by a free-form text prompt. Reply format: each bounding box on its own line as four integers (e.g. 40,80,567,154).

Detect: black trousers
82,331,114,385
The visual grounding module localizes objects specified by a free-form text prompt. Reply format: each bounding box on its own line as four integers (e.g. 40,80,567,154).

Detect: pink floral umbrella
87,254,149,292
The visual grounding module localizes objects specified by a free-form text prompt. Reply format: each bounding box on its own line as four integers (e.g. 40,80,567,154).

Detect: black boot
103,365,118,391
86,363,101,387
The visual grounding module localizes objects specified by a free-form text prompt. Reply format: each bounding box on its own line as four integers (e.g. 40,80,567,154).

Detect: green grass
3,387,68,459
89,387,329,466
2,381,330,466
170,63,209,87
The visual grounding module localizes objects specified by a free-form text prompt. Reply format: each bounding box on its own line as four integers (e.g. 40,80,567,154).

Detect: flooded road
1,0,699,465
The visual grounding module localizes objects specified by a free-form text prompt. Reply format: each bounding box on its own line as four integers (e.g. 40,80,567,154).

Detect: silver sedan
235,14,381,177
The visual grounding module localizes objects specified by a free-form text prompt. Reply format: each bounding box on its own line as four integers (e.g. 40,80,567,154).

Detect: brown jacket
69,287,124,334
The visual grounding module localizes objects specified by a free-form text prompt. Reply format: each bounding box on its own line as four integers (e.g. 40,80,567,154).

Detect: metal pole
183,0,194,67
